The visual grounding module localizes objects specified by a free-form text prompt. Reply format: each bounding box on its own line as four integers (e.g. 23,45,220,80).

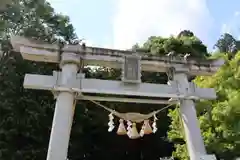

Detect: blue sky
48,0,240,51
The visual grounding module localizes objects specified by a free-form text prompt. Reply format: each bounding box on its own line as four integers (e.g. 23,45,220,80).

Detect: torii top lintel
10,35,224,76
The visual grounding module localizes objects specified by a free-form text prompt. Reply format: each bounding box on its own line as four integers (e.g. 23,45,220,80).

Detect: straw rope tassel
129,123,140,139
143,120,153,135
117,119,127,135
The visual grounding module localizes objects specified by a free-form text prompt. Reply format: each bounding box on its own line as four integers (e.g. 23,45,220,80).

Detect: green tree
0,0,78,159
214,33,238,56
177,30,194,37
141,33,209,58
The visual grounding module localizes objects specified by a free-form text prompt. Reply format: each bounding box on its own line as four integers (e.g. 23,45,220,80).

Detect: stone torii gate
10,36,224,160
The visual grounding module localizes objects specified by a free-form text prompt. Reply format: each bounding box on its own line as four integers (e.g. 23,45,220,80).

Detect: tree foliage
140,31,209,59
0,0,77,159
214,33,240,57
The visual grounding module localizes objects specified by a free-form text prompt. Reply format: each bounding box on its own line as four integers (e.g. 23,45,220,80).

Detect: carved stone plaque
122,55,141,83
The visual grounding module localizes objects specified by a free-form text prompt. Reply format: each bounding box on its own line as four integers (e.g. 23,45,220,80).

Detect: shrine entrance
11,36,224,160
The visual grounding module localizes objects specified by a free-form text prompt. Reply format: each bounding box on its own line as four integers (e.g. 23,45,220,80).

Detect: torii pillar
173,68,206,160
46,52,79,160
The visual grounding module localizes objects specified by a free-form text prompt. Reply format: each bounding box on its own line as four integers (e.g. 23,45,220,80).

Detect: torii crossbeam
10,36,223,160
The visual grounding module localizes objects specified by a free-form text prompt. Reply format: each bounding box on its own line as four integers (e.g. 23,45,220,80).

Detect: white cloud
221,24,230,34
113,0,214,49
221,11,240,40
235,11,240,16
